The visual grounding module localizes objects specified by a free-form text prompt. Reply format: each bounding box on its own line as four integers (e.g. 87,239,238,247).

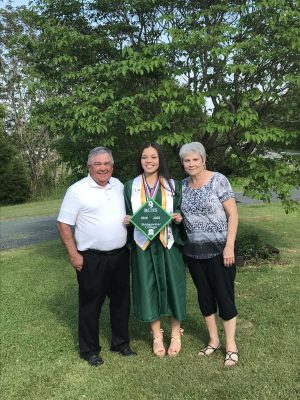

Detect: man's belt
86,247,126,256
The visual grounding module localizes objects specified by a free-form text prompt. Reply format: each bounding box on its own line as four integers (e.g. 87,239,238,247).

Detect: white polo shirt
57,174,127,251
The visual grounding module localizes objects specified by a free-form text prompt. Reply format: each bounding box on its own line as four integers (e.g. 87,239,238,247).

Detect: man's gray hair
179,142,206,162
87,146,114,165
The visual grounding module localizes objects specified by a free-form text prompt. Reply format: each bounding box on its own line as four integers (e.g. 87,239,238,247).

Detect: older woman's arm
222,198,238,267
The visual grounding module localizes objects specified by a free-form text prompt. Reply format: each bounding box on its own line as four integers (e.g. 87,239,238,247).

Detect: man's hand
69,252,84,272
57,221,83,272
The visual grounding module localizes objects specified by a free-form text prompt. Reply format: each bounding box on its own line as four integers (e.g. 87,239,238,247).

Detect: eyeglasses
90,162,112,167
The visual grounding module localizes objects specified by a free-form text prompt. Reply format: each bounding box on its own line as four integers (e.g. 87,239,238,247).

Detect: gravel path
1,190,299,251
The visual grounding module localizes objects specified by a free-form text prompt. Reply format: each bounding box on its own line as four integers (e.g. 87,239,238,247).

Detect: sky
2,0,29,7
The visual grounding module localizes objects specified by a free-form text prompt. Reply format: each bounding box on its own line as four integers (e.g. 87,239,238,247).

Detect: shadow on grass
238,221,285,249
46,282,78,348
31,241,209,352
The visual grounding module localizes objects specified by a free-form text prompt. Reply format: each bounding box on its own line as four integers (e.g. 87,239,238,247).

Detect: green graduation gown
124,178,186,322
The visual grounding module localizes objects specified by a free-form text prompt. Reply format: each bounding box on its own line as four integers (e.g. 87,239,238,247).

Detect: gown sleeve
171,180,187,246
124,179,133,215
123,179,134,247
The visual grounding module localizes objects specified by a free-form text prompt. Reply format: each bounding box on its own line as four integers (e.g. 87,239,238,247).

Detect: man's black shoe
85,354,104,367
111,346,137,357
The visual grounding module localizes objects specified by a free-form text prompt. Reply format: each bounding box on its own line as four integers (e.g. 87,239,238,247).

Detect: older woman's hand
172,213,183,224
223,244,235,267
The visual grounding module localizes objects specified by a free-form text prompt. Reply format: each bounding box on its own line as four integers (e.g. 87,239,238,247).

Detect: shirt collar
87,174,113,189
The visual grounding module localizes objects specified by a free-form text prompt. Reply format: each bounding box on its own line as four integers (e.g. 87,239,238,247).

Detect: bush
0,134,31,205
236,233,279,261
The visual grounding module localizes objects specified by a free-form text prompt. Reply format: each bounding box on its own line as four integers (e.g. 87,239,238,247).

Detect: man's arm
57,221,83,271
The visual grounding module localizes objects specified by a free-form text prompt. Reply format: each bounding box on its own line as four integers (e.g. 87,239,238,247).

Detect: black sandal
224,350,239,366
198,342,221,356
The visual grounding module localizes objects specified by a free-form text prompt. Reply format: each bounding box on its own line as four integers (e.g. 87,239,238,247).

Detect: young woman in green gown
124,143,186,357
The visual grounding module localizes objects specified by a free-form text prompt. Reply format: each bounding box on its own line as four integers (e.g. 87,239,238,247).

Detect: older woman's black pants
185,254,238,321
76,247,130,358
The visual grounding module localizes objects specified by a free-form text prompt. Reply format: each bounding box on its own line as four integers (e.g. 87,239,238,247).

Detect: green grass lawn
1,203,299,399
0,199,61,220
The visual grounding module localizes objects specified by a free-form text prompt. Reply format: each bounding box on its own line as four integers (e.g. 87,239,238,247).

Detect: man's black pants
77,247,130,358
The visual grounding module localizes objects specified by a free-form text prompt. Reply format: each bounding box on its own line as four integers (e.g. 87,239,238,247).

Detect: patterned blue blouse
181,172,235,259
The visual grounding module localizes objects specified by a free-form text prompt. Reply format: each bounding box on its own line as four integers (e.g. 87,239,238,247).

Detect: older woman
179,142,239,367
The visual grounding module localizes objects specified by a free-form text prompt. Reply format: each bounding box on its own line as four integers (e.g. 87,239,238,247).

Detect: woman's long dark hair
137,142,174,194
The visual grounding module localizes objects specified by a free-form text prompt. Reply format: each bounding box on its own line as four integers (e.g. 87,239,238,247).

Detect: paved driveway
0,216,58,250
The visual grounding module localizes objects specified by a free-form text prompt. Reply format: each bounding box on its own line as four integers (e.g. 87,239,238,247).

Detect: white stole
131,175,175,250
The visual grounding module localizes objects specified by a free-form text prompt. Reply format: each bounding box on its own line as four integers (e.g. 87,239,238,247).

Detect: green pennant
130,199,172,241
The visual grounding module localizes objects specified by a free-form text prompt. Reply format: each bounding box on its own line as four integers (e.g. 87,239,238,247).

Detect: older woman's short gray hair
179,142,206,162
87,146,114,165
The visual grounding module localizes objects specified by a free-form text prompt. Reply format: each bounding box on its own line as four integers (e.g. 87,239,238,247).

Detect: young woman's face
141,146,159,175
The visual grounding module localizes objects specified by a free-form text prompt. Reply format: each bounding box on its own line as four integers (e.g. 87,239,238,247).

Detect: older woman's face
182,152,205,176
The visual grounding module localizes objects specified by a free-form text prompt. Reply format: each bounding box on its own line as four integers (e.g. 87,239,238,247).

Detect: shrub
0,134,31,205
236,233,279,261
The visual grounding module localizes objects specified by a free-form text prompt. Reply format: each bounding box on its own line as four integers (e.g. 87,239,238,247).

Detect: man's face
88,152,113,186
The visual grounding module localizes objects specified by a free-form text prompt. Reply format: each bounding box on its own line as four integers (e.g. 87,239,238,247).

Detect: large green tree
1,4,61,195
10,0,300,208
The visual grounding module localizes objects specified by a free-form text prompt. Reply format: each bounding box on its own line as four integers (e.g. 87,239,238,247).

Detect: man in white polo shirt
57,146,136,366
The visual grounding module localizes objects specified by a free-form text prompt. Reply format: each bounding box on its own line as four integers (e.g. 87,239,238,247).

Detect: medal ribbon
159,178,168,247
142,174,160,200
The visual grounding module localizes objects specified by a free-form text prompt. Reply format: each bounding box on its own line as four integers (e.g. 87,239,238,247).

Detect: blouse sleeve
215,173,235,203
